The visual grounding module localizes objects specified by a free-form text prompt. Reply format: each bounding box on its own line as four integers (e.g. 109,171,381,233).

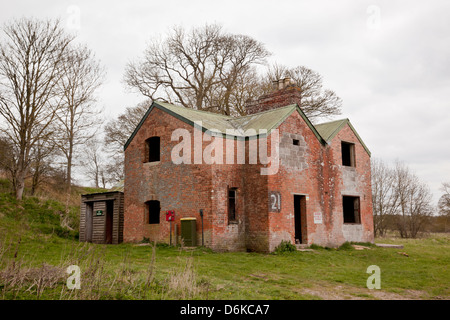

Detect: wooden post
174,224,178,246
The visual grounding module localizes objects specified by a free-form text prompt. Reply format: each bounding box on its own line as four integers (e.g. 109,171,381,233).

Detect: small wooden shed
79,191,124,244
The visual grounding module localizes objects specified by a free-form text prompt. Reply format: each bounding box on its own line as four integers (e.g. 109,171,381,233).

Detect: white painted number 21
271,193,281,210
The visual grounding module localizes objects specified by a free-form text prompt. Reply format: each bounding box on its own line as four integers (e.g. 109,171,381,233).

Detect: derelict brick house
123,80,374,252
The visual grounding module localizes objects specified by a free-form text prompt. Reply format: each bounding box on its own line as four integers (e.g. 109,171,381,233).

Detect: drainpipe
200,209,204,247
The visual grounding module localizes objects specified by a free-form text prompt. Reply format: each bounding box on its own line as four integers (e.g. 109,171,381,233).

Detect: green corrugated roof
229,104,298,136
315,118,371,156
155,101,232,133
124,101,372,155
124,101,325,149
155,101,299,136
315,119,348,141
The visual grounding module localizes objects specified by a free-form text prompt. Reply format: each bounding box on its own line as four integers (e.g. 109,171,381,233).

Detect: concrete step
375,243,404,249
295,244,314,251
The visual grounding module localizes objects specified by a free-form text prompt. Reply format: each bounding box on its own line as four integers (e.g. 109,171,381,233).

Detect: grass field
0,180,449,300
1,222,448,300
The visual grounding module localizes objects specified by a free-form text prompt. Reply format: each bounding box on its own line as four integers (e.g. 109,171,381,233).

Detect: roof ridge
157,100,298,120
235,104,297,119
315,118,348,126
155,101,232,119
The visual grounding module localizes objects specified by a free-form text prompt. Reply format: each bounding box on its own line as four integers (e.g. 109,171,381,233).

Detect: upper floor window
145,137,160,163
341,141,355,167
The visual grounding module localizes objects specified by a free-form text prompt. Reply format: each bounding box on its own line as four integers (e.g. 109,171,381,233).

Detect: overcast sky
1,0,449,205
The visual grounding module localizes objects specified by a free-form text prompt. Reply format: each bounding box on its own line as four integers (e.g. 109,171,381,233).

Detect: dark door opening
294,195,306,244
105,200,114,244
85,202,93,242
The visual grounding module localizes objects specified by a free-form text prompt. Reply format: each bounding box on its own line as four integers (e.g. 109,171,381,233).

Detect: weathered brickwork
246,86,302,115
124,88,374,252
124,108,214,245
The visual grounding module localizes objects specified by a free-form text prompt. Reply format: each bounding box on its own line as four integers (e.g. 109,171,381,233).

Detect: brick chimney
245,77,302,115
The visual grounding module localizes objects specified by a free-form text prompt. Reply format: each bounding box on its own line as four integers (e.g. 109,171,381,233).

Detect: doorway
294,195,306,244
85,202,93,242
105,200,114,244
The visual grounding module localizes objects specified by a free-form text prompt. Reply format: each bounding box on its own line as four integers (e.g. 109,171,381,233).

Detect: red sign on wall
166,210,175,221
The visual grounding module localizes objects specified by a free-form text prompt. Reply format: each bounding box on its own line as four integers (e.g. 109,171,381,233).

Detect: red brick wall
327,125,374,244
267,111,326,250
124,103,374,251
265,112,374,249
124,107,213,244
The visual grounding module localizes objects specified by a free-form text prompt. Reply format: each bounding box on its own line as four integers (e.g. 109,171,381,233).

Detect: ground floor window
342,196,360,224
146,200,160,224
228,188,237,223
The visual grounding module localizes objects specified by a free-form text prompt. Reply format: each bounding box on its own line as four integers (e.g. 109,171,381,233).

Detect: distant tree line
372,158,449,238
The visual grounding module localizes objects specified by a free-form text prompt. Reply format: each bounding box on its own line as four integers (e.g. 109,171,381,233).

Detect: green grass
0,180,449,300
1,227,449,300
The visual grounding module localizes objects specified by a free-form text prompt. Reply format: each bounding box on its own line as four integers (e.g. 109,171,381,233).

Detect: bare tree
261,64,342,121
54,44,105,193
103,100,150,184
0,18,74,199
209,66,265,116
124,24,344,120
438,182,450,232
392,161,433,238
0,135,18,190
29,136,59,195
207,34,270,115
124,24,270,115
81,139,106,189
371,158,400,237
104,100,150,151
371,159,434,238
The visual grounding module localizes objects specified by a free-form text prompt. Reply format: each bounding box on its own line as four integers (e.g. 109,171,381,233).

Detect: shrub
273,240,296,254
141,237,151,243
338,242,353,251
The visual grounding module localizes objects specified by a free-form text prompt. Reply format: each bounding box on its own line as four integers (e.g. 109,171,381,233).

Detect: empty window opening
341,141,355,167
293,139,300,146
146,200,160,224
228,188,237,223
145,137,160,163
342,196,360,224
